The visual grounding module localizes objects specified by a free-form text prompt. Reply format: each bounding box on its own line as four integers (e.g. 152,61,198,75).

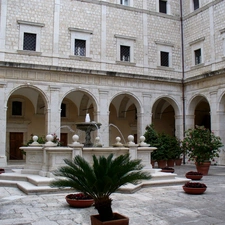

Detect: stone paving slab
0,164,225,225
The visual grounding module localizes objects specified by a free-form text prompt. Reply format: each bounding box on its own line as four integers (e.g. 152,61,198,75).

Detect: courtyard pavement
0,164,225,225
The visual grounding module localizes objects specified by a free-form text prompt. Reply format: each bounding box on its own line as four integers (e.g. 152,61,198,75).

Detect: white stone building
0,0,225,166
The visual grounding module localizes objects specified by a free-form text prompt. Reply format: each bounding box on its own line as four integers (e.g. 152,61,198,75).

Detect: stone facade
0,0,225,166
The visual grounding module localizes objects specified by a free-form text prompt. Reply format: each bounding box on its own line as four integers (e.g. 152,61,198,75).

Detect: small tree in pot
50,153,151,223
181,125,223,174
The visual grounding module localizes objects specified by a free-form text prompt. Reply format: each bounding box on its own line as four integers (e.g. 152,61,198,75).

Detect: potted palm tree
50,153,151,224
181,125,223,175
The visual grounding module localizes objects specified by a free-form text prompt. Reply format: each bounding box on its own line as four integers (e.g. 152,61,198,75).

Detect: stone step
0,170,190,195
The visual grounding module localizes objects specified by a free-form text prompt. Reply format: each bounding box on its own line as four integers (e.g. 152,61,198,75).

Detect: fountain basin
75,122,101,131
75,122,101,147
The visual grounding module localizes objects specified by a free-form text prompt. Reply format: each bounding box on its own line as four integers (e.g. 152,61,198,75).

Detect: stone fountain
2,132,190,194
75,113,101,147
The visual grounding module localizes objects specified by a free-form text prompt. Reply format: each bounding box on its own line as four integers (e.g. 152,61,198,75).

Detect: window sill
116,61,136,66
69,55,92,61
191,63,204,69
17,50,42,56
157,66,174,71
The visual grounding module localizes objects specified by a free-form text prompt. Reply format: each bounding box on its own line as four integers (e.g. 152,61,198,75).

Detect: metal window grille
74,39,86,56
161,51,169,67
120,45,130,62
193,0,199,10
195,49,201,65
159,0,167,14
23,33,36,51
12,101,22,116
121,0,129,6
61,103,66,117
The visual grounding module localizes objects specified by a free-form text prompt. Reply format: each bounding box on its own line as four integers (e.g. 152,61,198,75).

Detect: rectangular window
12,101,22,116
193,0,199,10
23,33,36,51
159,0,167,14
121,0,129,6
160,51,169,67
120,45,130,62
195,49,201,65
61,103,66,117
74,39,86,56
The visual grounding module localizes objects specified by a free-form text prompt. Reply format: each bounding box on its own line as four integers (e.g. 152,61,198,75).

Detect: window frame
74,39,86,57
189,37,205,67
115,34,136,64
157,0,170,15
194,49,201,65
69,28,93,59
12,101,23,116
23,33,37,51
118,0,133,6
155,41,173,68
17,20,44,53
9,98,25,118
193,0,199,11
120,45,130,62
160,51,169,67
159,0,167,14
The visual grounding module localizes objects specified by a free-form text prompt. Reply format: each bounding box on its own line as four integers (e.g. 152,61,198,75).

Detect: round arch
152,96,180,136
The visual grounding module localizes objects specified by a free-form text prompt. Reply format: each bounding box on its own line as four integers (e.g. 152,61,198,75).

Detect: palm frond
50,153,151,199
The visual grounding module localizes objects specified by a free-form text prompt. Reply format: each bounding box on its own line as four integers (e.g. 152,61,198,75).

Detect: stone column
217,111,225,165
0,83,7,166
140,93,152,135
185,115,195,131
98,90,109,147
52,0,60,66
210,91,218,132
175,115,184,140
47,86,61,137
0,0,7,60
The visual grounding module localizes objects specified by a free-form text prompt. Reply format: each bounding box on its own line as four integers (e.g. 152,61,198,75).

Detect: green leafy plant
181,125,223,164
50,153,151,222
144,124,182,161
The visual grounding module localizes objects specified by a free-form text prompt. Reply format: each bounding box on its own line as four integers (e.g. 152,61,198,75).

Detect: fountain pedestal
75,122,101,147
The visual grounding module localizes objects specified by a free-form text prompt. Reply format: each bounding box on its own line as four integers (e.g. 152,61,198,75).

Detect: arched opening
109,94,140,145
152,98,176,136
6,87,47,161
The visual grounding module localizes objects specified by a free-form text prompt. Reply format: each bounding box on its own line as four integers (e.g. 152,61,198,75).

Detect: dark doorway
10,132,23,160
60,133,68,146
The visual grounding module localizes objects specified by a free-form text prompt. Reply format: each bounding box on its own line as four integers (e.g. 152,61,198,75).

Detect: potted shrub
182,182,207,194
185,171,203,180
167,136,181,167
50,153,151,224
161,167,174,173
181,125,223,175
65,192,94,208
144,124,159,167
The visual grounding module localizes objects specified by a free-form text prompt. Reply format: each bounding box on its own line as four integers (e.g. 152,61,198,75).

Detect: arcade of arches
2,81,225,167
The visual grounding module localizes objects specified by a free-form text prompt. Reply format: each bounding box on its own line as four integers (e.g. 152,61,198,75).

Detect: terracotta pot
183,186,207,194
0,168,5,174
91,213,129,225
167,159,175,167
65,196,94,208
185,174,203,180
157,160,167,168
195,161,211,175
175,158,182,166
161,168,174,173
